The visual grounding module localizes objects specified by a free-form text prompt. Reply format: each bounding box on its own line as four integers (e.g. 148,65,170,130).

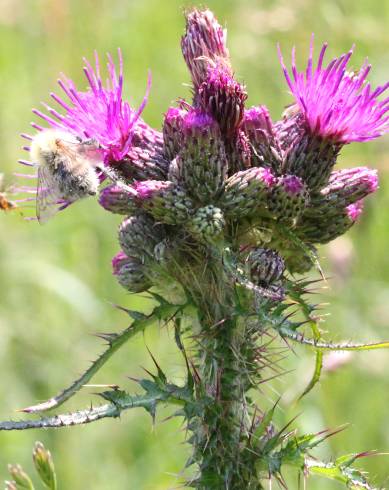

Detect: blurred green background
1,0,389,488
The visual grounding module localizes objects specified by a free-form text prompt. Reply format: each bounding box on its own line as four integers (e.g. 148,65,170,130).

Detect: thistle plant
3,8,389,489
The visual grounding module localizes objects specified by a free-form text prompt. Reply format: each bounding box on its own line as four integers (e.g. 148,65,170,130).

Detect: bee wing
76,142,103,164
58,139,103,169
36,165,62,224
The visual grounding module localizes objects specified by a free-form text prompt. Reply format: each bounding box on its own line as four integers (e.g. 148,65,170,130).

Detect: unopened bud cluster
96,8,380,291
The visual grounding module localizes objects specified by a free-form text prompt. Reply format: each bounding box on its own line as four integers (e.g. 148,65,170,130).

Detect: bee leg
96,165,137,197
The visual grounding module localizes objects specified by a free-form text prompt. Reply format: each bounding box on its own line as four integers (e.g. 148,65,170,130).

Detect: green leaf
20,299,186,413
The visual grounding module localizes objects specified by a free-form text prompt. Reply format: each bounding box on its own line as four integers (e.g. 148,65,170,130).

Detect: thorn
83,384,120,390
146,346,167,382
93,332,118,343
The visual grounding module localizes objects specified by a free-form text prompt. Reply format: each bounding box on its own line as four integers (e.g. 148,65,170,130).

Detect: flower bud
282,129,341,191
187,205,225,241
163,106,187,160
242,106,282,171
303,167,377,220
268,175,309,222
177,111,228,202
198,65,247,136
274,105,305,152
7,464,34,490
247,248,285,285
181,8,230,89
112,251,151,292
320,167,377,203
119,121,169,181
99,185,137,215
135,180,194,225
118,214,163,261
228,130,252,173
297,201,363,244
221,167,276,218
32,442,57,490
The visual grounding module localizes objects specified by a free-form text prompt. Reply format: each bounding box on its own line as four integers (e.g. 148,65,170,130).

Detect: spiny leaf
298,349,323,400
146,347,167,385
278,325,389,352
295,296,323,400
303,457,378,489
0,381,195,431
19,299,185,413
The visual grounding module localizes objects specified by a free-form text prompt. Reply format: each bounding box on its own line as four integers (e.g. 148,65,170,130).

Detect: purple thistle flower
31,49,151,163
257,167,277,187
278,36,389,143
112,251,150,292
298,199,365,244
134,180,194,225
269,175,309,221
279,175,305,196
303,167,379,218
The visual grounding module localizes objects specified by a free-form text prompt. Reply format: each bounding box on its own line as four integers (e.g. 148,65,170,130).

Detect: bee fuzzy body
52,159,99,201
30,129,101,222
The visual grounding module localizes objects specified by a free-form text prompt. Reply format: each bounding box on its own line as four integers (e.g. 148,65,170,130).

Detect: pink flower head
278,36,389,143
242,106,276,149
162,106,188,159
260,167,277,188
346,201,364,221
280,175,305,195
183,110,216,132
243,106,273,133
31,49,151,162
134,180,169,200
327,167,378,195
180,109,220,140
164,107,187,128
112,250,129,275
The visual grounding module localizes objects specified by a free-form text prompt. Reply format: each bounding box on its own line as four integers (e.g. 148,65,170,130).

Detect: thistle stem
186,252,256,489
197,318,243,487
